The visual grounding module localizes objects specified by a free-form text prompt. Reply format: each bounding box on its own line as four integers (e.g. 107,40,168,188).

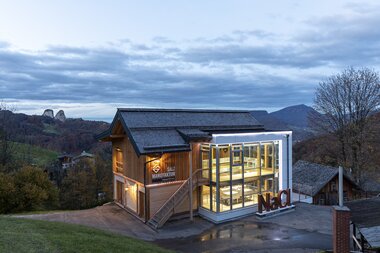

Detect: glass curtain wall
200,141,280,213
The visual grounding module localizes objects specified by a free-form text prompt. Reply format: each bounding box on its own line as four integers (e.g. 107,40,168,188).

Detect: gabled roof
292,160,359,197
98,108,265,155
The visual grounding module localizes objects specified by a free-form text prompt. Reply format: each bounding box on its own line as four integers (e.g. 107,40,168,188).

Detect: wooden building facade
99,108,292,228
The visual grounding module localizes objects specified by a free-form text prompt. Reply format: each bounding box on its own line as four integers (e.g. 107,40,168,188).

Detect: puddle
155,220,331,253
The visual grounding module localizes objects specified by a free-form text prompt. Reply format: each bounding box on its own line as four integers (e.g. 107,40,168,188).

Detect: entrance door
116,181,124,204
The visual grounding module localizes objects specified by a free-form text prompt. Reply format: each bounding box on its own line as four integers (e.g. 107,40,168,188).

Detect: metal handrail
149,168,210,224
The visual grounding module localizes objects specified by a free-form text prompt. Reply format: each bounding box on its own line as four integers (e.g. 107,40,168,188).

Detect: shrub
0,173,16,213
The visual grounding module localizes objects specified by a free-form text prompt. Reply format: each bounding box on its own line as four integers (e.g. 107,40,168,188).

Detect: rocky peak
42,109,54,118
55,110,66,122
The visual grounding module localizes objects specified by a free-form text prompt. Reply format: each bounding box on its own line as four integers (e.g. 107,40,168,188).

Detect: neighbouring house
98,108,292,228
292,160,361,205
58,153,74,169
48,151,95,186
58,151,95,169
346,197,380,252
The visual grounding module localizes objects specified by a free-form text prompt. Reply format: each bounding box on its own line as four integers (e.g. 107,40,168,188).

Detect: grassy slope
0,217,172,253
11,142,58,167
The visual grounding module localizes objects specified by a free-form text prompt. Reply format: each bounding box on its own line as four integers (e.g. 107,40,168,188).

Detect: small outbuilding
292,160,361,205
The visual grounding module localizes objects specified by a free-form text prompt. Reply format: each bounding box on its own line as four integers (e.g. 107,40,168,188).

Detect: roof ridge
117,108,252,113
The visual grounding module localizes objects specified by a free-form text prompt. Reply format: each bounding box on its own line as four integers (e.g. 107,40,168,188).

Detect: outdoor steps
148,170,204,229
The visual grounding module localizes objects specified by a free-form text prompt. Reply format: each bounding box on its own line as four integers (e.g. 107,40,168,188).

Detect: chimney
332,166,350,253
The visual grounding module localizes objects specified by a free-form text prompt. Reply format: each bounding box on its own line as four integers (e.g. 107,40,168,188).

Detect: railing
148,168,210,229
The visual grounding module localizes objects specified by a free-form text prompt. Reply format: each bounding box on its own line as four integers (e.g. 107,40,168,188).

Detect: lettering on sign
152,165,176,183
257,189,291,213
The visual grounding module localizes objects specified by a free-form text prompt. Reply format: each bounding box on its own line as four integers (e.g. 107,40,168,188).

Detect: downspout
189,143,193,221
286,134,290,189
144,162,147,223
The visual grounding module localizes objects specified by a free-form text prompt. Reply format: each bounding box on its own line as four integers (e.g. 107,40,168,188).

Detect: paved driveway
16,202,333,252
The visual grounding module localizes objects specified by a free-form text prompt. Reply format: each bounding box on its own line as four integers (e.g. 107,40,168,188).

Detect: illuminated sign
152,165,176,183
257,189,291,213
152,160,161,174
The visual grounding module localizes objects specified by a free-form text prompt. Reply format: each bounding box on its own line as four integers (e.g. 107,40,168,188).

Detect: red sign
258,189,291,213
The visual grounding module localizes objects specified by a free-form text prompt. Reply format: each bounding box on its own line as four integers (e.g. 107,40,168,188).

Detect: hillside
0,110,111,157
270,104,318,128
251,104,318,142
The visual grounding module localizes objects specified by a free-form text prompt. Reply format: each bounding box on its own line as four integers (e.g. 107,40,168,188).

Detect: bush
0,173,16,213
13,166,59,212
0,166,58,214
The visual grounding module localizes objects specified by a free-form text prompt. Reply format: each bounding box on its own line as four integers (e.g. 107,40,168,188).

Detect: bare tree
0,102,16,171
311,67,380,182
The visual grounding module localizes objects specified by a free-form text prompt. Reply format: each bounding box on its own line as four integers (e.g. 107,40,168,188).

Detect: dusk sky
1,0,380,121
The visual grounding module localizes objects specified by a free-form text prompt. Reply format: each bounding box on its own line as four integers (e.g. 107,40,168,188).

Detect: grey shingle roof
100,108,265,155
292,160,358,197
119,108,263,129
346,197,380,249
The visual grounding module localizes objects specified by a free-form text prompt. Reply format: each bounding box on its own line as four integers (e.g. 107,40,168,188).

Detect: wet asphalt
155,220,331,253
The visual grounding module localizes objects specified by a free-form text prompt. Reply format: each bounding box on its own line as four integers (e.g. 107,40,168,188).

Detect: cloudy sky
1,0,380,121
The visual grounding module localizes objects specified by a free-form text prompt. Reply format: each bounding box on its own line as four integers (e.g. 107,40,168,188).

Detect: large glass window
244,144,260,178
218,145,230,183
199,140,282,213
261,143,274,176
201,145,210,179
244,178,259,206
219,183,231,212
201,185,211,210
115,148,123,173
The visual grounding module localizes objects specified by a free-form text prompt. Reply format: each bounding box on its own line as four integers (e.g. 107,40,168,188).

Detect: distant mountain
270,104,318,128
250,110,289,131
251,104,320,142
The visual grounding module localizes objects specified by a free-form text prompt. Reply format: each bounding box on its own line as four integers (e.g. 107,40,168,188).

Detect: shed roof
98,108,265,155
346,197,380,249
292,160,358,197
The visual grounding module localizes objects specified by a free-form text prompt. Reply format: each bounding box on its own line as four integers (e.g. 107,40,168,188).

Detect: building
346,197,380,252
98,108,292,228
292,160,361,205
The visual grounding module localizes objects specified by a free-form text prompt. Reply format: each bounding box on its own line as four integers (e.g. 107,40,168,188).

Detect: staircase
147,169,207,229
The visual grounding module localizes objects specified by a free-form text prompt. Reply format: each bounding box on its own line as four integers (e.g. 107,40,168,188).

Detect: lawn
11,142,58,167
0,217,172,253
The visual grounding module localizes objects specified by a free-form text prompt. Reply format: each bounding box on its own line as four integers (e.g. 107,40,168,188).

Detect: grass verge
0,217,172,253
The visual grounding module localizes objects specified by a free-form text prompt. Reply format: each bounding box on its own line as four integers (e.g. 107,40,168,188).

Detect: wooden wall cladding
146,151,190,184
112,136,145,184
147,183,199,219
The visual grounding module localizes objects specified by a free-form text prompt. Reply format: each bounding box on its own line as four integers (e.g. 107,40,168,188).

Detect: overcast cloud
1,1,380,121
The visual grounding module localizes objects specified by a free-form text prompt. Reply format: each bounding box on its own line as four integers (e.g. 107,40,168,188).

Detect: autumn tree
311,67,380,182
0,166,59,213
60,159,98,209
